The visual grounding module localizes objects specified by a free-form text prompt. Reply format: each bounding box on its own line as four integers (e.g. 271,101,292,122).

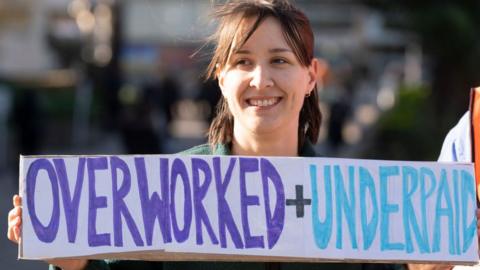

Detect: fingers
13,220,20,242
8,205,21,223
7,208,22,241
7,196,22,244
13,195,21,207
477,209,480,257
477,209,480,229
7,214,21,243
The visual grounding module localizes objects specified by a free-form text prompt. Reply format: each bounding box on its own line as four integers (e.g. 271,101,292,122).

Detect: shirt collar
213,141,316,157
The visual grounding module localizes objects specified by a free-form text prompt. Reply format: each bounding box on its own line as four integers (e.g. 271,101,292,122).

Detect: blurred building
3,2,479,270
300,0,422,157
0,0,423,165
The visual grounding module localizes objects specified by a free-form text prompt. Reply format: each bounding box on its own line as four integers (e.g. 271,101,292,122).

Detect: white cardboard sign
18,155,479,264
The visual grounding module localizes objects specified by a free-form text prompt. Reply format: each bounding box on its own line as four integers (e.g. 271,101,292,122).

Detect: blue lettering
461,170,476,252
334,165,357,249
359,166,378,250
402,166,429,253
432,170,454,254
453,169,460,254
311,165,332,249
380,166,404,251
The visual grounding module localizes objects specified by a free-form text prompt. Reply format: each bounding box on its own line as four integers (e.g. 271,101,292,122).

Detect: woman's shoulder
180,142,316,157
179,143,231,155
300,140,318,157
179,144,213,155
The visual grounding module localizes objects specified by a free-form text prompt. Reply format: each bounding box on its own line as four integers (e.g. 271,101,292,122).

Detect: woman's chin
245,121,283,136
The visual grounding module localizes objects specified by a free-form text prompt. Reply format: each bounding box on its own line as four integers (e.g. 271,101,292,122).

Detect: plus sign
286,185,311,218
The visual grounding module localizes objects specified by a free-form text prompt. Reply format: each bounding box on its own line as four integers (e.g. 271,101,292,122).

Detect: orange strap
472,87,480,200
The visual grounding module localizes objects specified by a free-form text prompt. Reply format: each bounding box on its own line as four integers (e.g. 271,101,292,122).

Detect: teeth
249,97,278,107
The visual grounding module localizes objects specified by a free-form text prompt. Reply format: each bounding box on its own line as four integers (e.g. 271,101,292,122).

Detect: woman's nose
249,64,274,90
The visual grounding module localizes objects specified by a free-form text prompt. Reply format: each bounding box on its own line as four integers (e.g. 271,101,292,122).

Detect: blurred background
1,0,479,268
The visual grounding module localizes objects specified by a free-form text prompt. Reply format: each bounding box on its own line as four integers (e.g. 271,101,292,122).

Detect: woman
7,0,408,269
191,0,322,157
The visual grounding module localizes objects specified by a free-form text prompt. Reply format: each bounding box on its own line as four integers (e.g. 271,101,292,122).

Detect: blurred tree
364,0,480,160
365,85,440,160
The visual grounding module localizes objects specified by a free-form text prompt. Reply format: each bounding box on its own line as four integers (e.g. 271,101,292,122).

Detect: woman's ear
217,66,227,95
316,58,329,85
307,58,329,92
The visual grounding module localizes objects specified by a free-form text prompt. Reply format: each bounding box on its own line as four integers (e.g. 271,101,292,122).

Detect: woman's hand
7,195,22,244
7,195,88,270
477,209,480,254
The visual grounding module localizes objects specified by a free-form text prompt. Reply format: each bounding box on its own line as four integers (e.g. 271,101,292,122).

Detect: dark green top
181,141,317,157
50,143,402,270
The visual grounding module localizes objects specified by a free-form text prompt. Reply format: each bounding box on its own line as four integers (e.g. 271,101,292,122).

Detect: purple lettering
260,158,285,249
239,158,264,248
111,156,144,247
214,157,244,249
53,158,85,243
170,158,192,243
87,157,111,247
26,159,60,243
136,157,171,245
192,158,219,245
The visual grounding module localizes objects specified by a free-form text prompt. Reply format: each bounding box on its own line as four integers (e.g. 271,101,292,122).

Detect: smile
247,97,281,107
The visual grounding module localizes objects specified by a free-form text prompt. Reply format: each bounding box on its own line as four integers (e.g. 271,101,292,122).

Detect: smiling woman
206,0,322,157
217,17,319,157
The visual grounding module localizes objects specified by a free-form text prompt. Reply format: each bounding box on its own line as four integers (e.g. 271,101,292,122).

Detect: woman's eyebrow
234,49,251,55
234,48,292,54
269,48,292,53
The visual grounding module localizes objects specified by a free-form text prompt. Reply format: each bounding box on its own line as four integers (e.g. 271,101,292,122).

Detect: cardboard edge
25,250,477,265
469,88,475,163
18,155,24,259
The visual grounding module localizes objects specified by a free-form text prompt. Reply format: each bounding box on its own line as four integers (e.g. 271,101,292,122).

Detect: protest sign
18,155,478,264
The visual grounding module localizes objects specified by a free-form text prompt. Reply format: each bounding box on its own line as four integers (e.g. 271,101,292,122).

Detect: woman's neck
231,125,299,156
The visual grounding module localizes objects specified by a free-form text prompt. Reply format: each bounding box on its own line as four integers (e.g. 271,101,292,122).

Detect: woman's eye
235,59,251,66
272,58,288,64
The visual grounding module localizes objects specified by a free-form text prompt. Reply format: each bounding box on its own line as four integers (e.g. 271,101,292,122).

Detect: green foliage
362,1,480,160
365,85,444,161
378,86,430,132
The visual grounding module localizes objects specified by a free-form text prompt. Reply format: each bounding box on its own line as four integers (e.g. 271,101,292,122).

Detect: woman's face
218,16,317,138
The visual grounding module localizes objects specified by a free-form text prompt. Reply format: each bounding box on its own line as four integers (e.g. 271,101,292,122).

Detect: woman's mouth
246,97,281,107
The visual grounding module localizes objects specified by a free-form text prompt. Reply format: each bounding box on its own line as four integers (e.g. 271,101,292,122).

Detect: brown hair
206,0,321,151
